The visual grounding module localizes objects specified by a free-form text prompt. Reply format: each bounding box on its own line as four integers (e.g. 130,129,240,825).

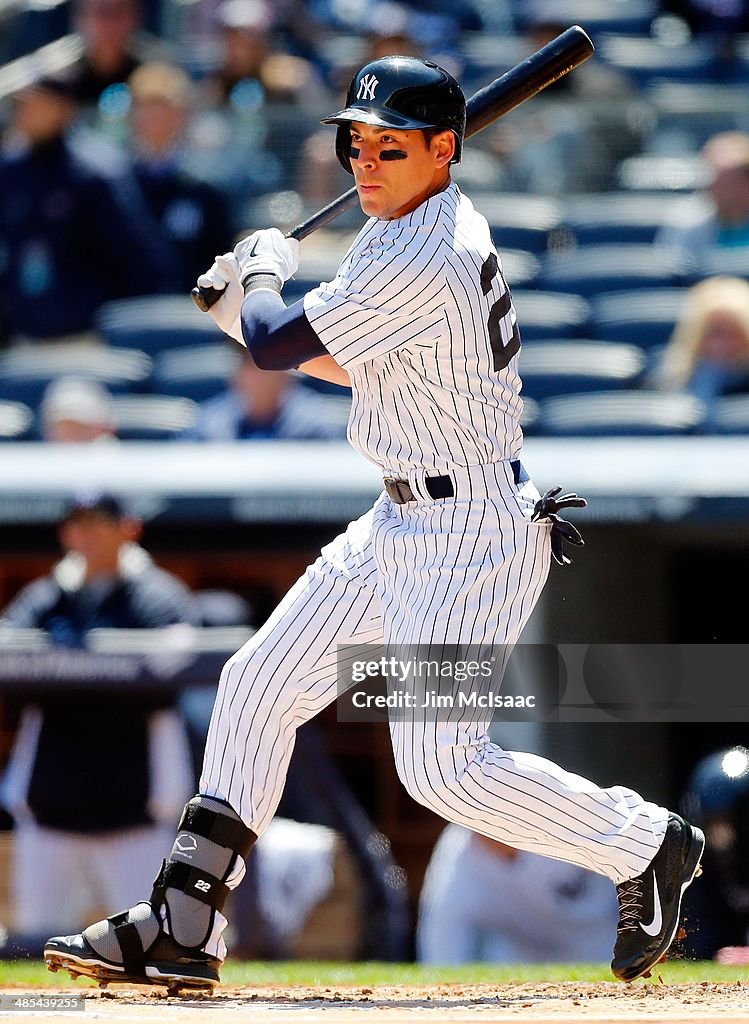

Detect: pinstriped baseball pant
202,461,667,889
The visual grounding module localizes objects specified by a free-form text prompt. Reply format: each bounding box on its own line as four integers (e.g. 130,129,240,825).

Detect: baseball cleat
611,812,705,982
44,904,220,995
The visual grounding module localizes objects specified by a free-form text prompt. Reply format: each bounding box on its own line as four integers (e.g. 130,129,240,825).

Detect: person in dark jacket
0,492,196,938
128,62,232,292
69,0,154,106
0,68,169,345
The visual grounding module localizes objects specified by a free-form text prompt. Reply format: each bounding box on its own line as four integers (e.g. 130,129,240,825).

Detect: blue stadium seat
153,345,242,402
0,400,33,440
698,249,749,281
513,0,656,35
0,346,151,406
562,194,688,246
519,395,540,435
460,33,527,88
512,290,591,340
590,289,688,347
96,296,225,355
599,35,717,85
540,245,690,296
646,81,749,150
617,154,709,193
500,249,541,289
541,390,705,435
481,195,563,254
713,396,749,435
110,395,199,440
520,342,646,401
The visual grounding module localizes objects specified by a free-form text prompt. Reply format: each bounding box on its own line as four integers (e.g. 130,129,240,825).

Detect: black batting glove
531,486,587,566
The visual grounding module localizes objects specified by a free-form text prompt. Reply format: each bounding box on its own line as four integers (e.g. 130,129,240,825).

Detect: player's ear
432,130,455,167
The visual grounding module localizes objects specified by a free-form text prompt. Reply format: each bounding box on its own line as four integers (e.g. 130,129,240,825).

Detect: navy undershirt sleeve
240,289,327,370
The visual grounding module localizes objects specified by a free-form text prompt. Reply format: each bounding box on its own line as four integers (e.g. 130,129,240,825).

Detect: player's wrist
242,271,283,295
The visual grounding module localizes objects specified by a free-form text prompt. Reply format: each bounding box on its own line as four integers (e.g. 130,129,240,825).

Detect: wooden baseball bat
192,25,594,312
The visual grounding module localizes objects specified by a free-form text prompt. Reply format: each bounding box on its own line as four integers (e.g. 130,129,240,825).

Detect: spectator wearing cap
483,8,636,195
0,67,170,346
657,132,749,264
207,0,324,106
180,355,348,441
40,377,116,443
0,492,197,941
128,63,232,292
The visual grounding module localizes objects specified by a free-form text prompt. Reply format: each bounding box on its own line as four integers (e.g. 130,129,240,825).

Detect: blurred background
0,0,748,969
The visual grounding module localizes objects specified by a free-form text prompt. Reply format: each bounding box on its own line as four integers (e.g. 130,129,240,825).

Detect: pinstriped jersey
304,182,523,475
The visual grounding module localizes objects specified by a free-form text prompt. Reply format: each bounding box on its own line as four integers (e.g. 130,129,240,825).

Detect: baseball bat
192,25,594,312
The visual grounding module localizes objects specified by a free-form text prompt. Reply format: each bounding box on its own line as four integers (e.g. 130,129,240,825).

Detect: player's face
348,122,455,220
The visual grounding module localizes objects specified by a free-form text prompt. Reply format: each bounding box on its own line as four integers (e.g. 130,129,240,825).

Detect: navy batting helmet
320,55,466,174
682,746,749,824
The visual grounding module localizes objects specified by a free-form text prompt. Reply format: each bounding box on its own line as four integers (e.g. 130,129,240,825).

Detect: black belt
383,475,453,504
384,461,526,505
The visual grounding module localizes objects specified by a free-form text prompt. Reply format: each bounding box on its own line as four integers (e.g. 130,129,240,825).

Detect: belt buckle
384,477,414,504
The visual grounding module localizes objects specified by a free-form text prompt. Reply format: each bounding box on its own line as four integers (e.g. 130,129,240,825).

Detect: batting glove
531,485,587,566
197,253,245,345
234,228,300,288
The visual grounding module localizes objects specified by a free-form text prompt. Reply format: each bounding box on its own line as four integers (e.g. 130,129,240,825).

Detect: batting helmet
682,746,749,824
320,56,466,174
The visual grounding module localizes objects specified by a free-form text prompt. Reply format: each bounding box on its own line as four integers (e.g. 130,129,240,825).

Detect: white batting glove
197,253,245,345
234,228,300,287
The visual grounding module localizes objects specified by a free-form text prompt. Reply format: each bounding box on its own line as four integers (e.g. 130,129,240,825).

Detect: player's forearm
241,291,328,370
297,355,350,387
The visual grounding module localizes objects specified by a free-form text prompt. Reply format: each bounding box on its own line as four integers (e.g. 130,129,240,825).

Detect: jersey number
480,253,520,372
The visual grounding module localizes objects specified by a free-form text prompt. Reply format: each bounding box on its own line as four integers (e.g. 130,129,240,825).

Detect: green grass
0,960,744,990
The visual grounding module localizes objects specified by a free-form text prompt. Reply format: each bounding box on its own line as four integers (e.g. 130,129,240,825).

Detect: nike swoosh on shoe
639,872,663,937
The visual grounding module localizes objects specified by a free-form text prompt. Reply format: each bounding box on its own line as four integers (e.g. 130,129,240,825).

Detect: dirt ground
3,982,748,1023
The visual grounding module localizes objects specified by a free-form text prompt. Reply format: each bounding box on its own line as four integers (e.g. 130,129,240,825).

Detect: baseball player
45,57,704,991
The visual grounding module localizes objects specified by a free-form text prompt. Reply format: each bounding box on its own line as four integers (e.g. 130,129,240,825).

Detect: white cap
218,0,273,33
41,377,113,428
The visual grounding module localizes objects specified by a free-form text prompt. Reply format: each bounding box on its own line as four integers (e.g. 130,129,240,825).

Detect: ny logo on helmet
356,74,379,101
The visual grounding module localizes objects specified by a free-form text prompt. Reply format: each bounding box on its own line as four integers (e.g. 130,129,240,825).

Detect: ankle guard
151,795,256,950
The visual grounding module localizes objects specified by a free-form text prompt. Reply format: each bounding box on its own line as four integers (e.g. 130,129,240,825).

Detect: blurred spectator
205,0,324,107
657,133,749,262
0,68,169,346
40,377,117,443
128,63,232,291
295,128,351,208
0,491,196,938
661,0,749,40
327,4,424,92
69,0,166,107
523,14,634,101
483,12,638,195
181,355,348,441
417,824,618,964
309,0,481,35
655,276,749,423
679,745,749,960
189,0,326,206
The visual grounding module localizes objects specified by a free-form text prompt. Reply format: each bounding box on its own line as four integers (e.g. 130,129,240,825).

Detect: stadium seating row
0,338,657,408
4,389,749,441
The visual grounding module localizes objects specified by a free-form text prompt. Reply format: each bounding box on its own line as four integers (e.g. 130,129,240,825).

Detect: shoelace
616,879,644,933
